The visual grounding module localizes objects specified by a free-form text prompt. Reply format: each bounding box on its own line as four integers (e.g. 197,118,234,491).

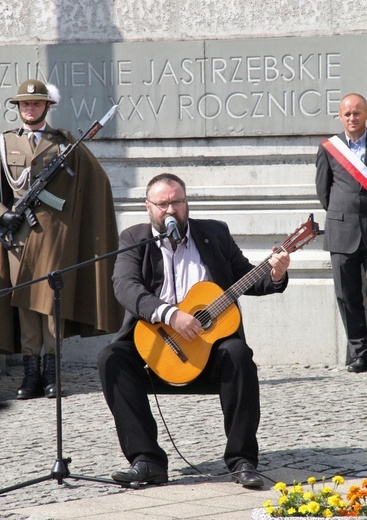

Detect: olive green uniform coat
0,125,122,354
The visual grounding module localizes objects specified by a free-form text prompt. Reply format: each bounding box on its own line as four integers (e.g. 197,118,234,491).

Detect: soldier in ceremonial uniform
0,79,121,399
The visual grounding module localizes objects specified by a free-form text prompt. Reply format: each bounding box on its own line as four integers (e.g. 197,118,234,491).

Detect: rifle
0,105,118,251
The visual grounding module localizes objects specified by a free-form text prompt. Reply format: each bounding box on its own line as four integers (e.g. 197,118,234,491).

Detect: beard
149,208,188,237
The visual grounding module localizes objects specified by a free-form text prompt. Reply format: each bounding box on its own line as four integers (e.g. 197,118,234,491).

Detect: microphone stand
0,232,170,494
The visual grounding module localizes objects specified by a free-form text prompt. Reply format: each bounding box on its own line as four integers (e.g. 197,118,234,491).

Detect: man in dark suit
316,93,367,372
97,172,290,488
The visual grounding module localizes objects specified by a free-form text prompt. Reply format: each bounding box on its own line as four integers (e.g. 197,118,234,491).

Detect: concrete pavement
1,360,367,519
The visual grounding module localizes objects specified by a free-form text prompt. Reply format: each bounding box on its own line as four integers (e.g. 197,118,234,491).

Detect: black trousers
97,335,260,471
331,239,367,360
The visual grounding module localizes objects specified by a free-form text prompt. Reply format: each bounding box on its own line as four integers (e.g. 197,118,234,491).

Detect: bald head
339,93,367,141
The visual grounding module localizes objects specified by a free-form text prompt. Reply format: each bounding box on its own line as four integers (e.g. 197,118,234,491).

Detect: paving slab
1,362,367,519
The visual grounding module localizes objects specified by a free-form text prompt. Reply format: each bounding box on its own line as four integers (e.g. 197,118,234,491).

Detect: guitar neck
206,247,283,320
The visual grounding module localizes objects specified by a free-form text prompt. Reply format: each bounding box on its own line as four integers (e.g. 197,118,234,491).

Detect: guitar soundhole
195,310,212,331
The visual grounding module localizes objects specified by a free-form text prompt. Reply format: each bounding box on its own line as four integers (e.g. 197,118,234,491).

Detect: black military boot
43,353,57,398
16,355,44,399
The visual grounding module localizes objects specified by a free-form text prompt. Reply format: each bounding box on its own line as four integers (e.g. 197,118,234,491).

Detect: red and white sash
322,135,367,190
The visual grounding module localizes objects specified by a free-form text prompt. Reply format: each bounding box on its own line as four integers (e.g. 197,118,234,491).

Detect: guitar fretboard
204,250,277,320
194,217,318,326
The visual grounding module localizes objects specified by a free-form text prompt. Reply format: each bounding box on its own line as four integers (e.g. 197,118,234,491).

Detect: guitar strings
162,249,278,352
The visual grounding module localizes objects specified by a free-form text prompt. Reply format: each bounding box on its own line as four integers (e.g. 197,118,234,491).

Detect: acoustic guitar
134,214,321,385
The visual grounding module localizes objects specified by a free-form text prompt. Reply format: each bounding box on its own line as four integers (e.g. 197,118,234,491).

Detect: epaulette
56,128,73,140
2,128,21,135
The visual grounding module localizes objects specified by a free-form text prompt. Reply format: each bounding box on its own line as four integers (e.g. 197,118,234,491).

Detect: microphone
165,216,182,244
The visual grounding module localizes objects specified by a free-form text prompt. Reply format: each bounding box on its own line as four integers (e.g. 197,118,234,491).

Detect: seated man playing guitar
98,172,290,488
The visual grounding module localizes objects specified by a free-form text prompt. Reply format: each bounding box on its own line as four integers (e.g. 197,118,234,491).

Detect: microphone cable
145,366,268,482
146,368,363,487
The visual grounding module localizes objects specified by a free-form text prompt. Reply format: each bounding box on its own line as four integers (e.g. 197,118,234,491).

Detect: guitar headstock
282,214,323,254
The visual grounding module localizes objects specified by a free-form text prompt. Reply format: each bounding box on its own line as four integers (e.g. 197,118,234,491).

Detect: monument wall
1,1,366,366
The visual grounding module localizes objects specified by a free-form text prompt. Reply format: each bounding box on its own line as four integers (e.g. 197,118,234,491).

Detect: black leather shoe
347,358,367,373
44,384,57,398
112,461,168,485
232,461,264,488
16,355,44,400
43,354,57,398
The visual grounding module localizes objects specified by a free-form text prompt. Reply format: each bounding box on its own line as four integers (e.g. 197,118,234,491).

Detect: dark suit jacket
316,131,367,254
112,218,288,342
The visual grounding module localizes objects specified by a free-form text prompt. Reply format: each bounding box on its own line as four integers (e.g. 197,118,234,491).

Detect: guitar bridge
157,327,188,363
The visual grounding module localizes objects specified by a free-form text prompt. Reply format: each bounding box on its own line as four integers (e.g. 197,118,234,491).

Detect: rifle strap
0,133,30,192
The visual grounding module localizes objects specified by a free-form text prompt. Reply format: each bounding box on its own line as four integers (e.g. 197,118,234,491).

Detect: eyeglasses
147,199,186,211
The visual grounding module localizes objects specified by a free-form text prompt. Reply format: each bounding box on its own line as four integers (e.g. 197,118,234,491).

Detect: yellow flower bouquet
251,475,367,518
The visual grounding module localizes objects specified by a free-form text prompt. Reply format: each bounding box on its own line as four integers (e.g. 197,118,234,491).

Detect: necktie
29,132,37,152
169,237,177,252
